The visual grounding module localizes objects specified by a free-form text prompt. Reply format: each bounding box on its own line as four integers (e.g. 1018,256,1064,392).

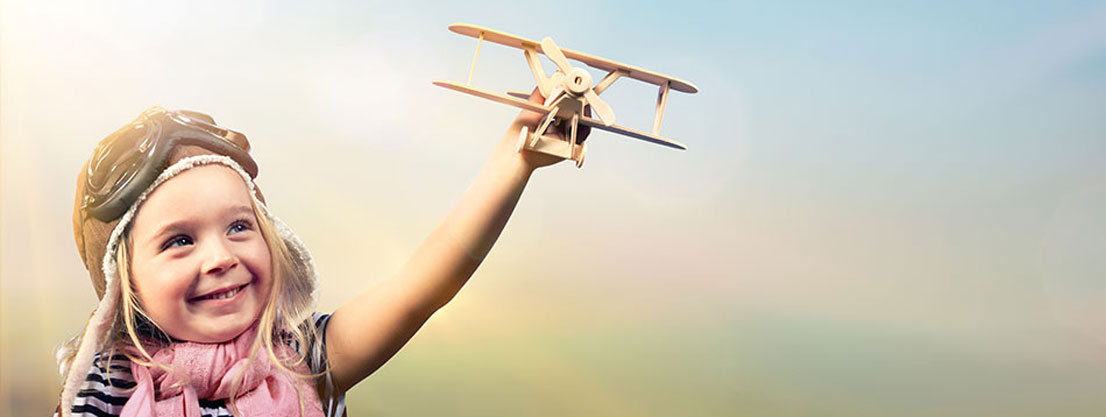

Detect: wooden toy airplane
433,23,699,168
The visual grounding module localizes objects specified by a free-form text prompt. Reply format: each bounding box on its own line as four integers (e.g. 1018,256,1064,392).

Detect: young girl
57,89,588,416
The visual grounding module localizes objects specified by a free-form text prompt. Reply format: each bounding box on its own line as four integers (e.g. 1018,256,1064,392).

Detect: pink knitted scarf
119,326,324,417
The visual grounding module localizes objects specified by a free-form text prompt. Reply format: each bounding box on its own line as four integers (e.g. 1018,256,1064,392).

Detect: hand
506,87,592,170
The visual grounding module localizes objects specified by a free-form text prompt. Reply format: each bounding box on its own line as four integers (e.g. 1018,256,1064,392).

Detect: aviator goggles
81,107,259,222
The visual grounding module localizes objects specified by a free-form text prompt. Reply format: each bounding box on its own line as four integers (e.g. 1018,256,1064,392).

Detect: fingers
516,85,590,145
514,86,546,127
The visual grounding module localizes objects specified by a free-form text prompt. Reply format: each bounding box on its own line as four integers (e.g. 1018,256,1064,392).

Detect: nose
201,239,239,275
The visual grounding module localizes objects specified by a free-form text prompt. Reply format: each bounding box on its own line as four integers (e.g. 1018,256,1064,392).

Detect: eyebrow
143,205,255,246
224,205,255,219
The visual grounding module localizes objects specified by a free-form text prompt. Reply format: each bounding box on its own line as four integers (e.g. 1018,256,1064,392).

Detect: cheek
246,243,274,290
131,258,193,310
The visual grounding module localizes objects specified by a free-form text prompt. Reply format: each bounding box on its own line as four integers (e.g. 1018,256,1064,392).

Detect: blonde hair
58,182,324,415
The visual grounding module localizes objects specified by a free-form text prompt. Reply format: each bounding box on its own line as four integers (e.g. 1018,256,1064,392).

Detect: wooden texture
653,81,670,135
523,46,551,96
435,24,696,161
434,81,688,150
579,117,687,150
593,69,628,95
466,31,484,85
435,79,685,149
433,81,548,113
448,23,699,94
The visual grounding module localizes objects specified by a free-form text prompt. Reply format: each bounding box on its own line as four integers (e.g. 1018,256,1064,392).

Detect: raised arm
323,89,589,393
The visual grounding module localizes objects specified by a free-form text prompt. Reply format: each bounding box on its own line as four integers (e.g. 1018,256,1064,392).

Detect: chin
195,321,254,343
194,309,262,343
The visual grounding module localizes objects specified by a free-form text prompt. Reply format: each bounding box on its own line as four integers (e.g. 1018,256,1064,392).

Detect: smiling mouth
191,283,248,302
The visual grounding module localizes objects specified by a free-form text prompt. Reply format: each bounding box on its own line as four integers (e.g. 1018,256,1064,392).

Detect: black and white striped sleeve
62,353,134,417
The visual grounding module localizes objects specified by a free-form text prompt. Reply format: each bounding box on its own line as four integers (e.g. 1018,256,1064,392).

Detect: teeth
205,285,242,300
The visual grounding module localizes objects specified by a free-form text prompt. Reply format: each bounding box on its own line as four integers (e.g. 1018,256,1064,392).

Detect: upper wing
447,23,698,94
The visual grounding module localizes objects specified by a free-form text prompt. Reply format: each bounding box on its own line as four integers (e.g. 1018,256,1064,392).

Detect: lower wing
433,80,687,151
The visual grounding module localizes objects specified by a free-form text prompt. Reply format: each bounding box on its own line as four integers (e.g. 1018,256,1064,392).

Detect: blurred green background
3,0,1106,415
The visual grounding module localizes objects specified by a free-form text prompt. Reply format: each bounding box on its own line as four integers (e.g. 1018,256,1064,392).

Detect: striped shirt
60,313,346,417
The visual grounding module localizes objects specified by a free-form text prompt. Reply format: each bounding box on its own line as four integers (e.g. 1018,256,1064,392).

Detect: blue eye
229,219,253,234
162,235,193,251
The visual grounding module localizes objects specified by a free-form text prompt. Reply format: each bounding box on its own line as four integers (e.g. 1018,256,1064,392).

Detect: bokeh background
3,0,1106,415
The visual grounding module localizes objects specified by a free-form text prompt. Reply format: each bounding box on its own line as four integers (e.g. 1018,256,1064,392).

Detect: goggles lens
82,107,257,222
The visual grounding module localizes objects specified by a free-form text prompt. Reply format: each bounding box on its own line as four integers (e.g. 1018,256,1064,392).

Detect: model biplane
433,23,698,168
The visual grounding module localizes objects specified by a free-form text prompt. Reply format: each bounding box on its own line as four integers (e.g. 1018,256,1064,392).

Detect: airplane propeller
540,37,615,126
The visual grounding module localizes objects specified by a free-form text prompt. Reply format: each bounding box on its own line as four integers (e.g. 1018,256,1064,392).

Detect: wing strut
523,45,551,97
653,81,670,135
467,31,485,86
593,69,628,95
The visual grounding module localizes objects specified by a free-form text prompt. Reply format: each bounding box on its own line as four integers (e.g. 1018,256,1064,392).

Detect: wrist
492,131,536,180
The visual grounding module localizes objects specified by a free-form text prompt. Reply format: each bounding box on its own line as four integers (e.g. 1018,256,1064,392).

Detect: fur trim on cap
58,155,319,417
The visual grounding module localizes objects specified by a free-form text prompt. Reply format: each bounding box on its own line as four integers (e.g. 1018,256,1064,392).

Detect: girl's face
127,164,272,343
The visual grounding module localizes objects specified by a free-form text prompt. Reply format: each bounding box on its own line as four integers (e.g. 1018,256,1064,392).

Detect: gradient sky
3,0,1106,415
